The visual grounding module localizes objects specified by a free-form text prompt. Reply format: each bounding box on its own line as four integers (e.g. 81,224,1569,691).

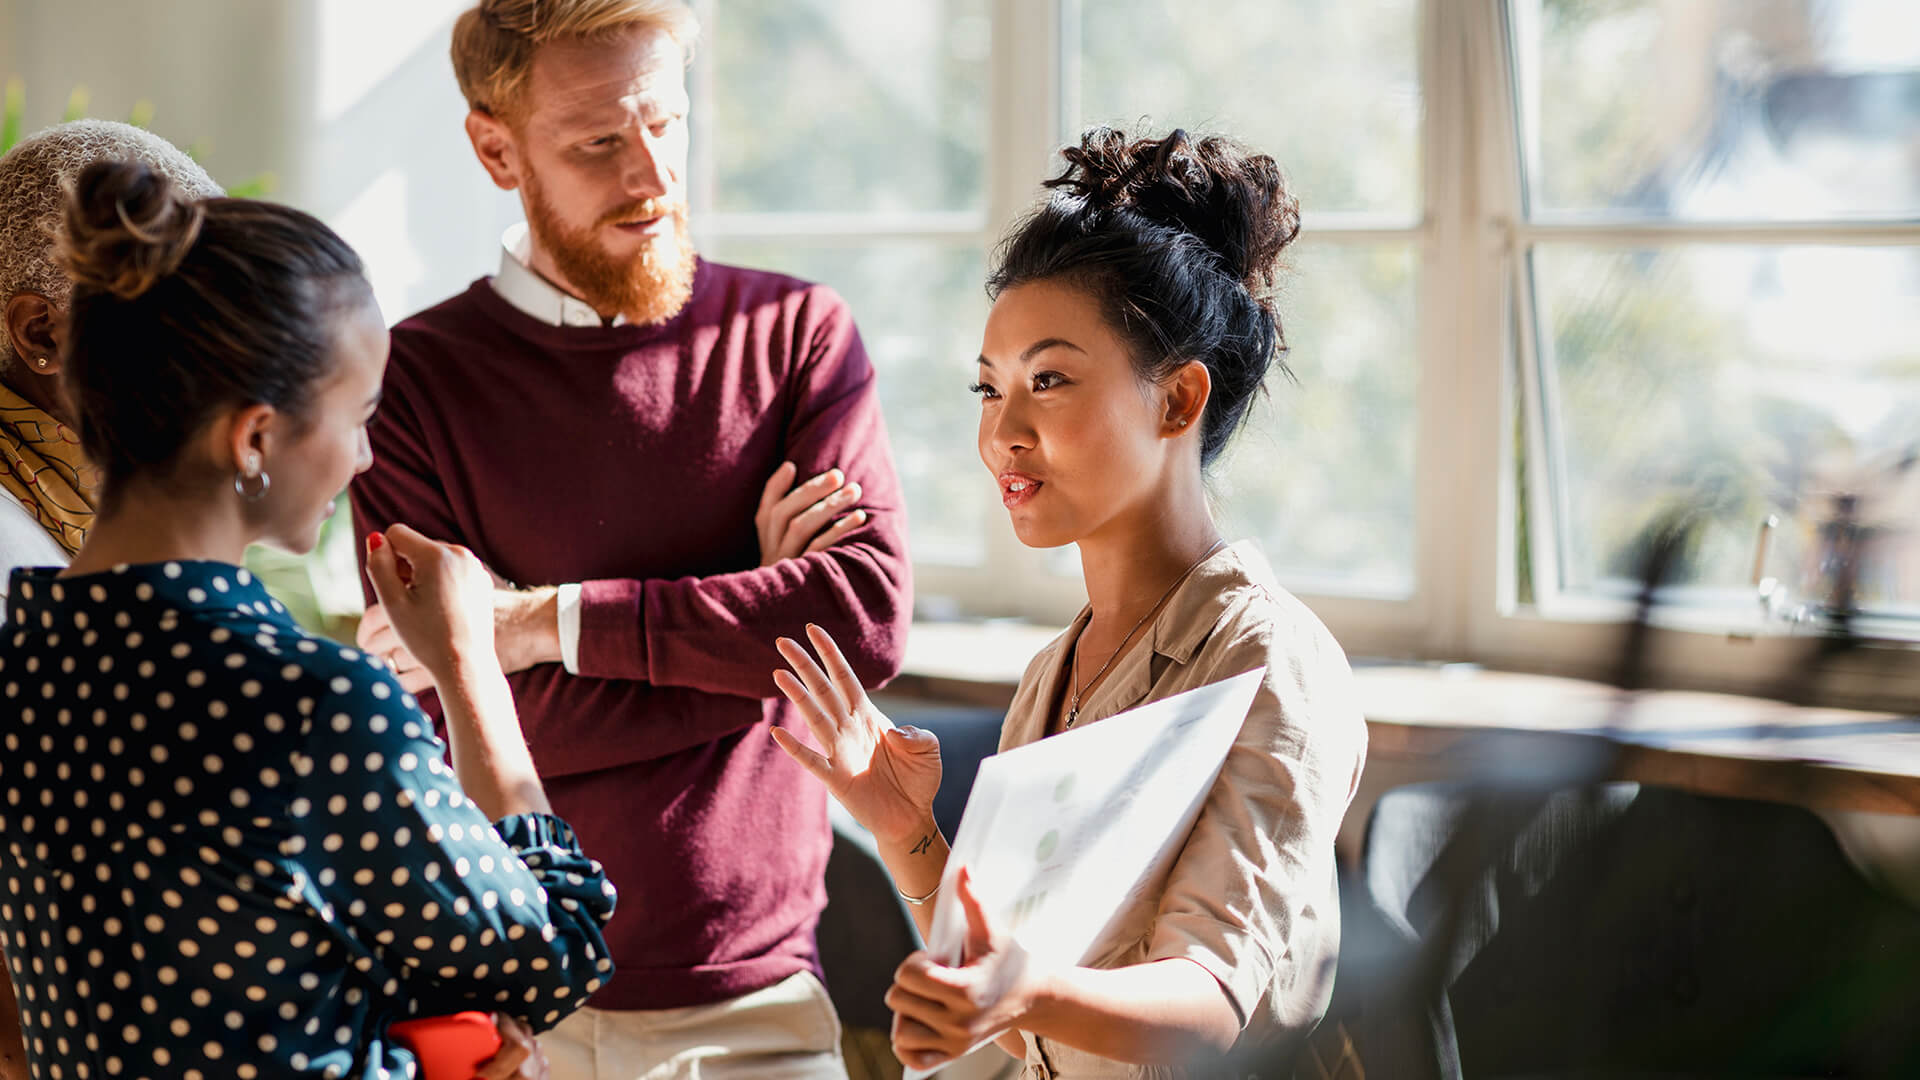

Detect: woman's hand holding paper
771,624,943,846
886,867,1040,1070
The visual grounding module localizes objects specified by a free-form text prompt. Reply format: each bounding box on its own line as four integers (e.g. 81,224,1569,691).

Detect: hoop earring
235,464,271,501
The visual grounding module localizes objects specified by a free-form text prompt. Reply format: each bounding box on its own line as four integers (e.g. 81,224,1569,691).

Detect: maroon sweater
350,261,911,1010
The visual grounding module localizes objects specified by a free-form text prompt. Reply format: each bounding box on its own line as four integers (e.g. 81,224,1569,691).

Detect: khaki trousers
544,971,847,1080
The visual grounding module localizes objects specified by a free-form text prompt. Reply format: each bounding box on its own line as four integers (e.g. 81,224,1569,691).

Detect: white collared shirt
487,223,609,672
490,223,630,329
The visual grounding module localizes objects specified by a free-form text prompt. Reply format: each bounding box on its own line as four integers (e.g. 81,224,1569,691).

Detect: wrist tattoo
910,834,933,855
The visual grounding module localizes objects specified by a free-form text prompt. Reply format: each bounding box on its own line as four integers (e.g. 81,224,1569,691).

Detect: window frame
686,0,1920,708
1472,0,1920,704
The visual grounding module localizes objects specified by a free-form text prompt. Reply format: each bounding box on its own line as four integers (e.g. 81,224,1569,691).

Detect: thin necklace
1067,538,1227,729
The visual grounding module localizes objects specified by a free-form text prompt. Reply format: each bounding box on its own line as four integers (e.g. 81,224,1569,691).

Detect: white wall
1,0,527,325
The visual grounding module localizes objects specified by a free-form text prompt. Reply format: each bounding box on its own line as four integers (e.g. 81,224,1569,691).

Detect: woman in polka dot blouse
0,163,616,1078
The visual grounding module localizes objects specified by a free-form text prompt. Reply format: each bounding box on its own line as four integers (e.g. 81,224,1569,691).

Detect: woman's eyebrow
978,337,1087,369
1022,337,1085,363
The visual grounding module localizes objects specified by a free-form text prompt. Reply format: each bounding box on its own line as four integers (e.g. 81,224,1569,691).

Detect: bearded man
348,2,910,1076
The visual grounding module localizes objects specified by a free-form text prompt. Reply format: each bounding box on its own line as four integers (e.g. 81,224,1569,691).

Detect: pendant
1066,708,1078,729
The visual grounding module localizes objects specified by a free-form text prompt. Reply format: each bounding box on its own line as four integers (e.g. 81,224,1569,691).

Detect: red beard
524,173,698,326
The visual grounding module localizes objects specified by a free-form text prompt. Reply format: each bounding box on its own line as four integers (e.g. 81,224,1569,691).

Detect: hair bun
58,160,204,301
479,0,540,35
1049,127,1301,295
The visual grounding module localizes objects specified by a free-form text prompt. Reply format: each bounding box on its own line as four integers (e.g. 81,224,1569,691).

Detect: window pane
702,240,992,566
1534,244,1920,614
704,0,989,214
1515,0,1920,220
1073,0,1421,217
1213,244,1420,594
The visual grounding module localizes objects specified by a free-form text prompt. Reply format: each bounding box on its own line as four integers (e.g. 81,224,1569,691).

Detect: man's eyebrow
551,86,686,131
552,103,627,131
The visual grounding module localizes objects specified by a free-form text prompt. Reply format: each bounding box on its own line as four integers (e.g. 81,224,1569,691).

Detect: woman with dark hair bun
773,129,1368,1077
0,160,618,1079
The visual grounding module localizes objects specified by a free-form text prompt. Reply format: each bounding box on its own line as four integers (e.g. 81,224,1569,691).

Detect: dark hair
56,160,370,503
986,127,1301,466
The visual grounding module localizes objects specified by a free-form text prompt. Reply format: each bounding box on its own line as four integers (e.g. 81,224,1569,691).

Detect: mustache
596,199,683,228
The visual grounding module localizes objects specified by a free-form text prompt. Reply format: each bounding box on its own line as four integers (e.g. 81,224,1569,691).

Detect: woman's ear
1163,359,1213,438
222,403,279,478
5,292,67,375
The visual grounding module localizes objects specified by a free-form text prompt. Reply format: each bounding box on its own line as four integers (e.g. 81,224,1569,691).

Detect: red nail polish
368,531,385,551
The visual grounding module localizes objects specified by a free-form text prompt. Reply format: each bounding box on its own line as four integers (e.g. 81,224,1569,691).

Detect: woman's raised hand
772,624,942,846
363,524,500,689
366,525,549,820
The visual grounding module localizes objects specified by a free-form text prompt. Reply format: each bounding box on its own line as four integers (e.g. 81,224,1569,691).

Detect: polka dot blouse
0,561,618,1079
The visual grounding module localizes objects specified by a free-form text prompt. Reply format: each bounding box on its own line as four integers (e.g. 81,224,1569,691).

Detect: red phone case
388,1012,503,1080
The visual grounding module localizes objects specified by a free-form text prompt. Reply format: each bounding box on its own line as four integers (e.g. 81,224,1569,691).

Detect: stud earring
1177,418,1189,427
36,357,49,368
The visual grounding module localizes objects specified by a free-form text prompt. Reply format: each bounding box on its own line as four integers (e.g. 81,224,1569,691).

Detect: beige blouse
998,542,1368,1080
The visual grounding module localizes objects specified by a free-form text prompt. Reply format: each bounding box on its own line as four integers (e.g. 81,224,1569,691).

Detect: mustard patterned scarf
0,380,98,557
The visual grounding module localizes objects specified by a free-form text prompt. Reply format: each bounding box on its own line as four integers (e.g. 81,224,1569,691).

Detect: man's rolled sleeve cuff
575,577,650,681
556,583,584,674
1151,914,1276,1031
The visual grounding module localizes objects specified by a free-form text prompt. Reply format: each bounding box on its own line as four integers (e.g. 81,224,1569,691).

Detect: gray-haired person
0,120,223,591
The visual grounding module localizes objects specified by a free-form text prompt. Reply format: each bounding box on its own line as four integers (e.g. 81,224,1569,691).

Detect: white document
905,667,1266,1079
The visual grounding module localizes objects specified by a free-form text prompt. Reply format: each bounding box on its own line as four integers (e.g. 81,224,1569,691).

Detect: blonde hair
451,0,699,121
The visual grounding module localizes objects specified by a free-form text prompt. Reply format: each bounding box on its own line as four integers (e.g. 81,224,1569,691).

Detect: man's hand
756,462,867,566
360,576,562,691
491,586,562,675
